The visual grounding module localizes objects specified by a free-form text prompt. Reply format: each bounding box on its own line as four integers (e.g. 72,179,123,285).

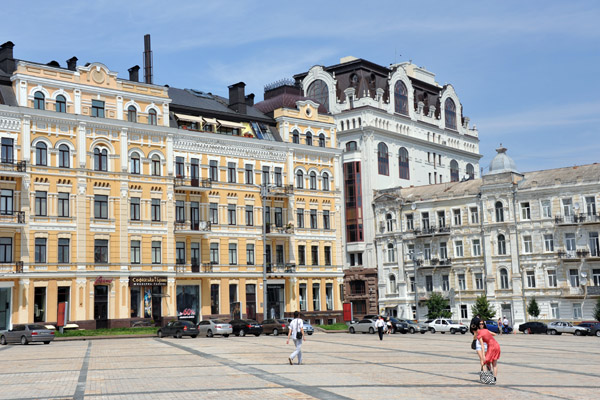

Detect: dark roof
0,69,17,106
293,58,390,81
254,93,329,115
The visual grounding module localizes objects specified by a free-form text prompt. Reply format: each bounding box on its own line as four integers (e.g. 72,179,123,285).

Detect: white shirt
375,319,385,328
291,318,304,336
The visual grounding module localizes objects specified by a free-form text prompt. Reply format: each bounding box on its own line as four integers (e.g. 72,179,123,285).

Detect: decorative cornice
174,135,287,162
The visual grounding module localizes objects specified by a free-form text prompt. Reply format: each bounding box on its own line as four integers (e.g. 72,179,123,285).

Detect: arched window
151,155,161,176
398,147,410,180
309,171,317,190
500,268,509,289
495,201,504,222
305,132,313,146
386,213,394,232
58,144,70,168
94,148,108,171
466,163,475,180
322,172,330,191
306,79,329,111
35,142,47,166
34,91,45,110
389,274,397,293
450,159,459,182
148,109,157,125
445,98,457,130
292,130,299,144
394,81,408,115
498,234,506,255
130,153,141,174
296,170,304,189
346,141,357,151
127,106,137,123
377,142,389,176
318,133,325,147
387,243,395,263
55,95,66,113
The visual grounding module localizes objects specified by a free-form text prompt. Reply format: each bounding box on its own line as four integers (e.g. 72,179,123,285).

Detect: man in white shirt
286,311,305,365
375,315,385,340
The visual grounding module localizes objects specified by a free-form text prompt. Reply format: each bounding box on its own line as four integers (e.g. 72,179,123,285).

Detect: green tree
425,292,452,319
527,298,540,319
594,297,600,322
471,295,496,321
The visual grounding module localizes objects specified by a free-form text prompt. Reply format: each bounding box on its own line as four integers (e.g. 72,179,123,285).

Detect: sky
1,1,598,173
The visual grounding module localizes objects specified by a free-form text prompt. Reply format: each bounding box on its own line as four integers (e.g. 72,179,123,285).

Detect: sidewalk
55,333,156,341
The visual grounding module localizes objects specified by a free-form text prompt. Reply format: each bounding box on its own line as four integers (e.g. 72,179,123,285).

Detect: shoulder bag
295,319,303,339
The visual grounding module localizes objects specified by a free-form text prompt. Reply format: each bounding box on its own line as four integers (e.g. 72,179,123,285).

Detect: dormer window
445,98,457,130
394,81,408,115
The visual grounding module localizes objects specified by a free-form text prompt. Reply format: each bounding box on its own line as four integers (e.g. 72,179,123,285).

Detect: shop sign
178,308,196,319
129,276,168,287
94,276,113,285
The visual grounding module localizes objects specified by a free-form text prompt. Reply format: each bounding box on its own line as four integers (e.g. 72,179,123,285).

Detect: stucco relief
174,136,287,162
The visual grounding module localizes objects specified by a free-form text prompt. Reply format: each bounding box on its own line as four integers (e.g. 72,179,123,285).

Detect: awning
175,113,204,124
217,119,245,129
202,117,218,125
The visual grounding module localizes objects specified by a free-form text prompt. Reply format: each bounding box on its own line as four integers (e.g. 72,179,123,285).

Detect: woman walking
477,321,501,384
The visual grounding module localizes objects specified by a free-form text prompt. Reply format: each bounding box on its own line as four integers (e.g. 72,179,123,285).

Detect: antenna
143,34,153,84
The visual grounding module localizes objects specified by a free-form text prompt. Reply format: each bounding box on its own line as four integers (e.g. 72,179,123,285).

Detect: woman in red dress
477,321,501,382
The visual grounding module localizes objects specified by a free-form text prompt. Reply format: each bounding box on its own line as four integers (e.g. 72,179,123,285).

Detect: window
311,245,318,265
35,238,47,263
148,109,157,125
151,199,161,221
526,270,536,288
209,160,218,181
500,269,509,289
296,208,304,228
394,81,408,115
274,207,283,227
454,240,463,257
440,242,448,259
151,155,161,176
458,274,466,290
409,276,415,292
521,202,531,220
385,243,395,263
227,204,236,225
497,234,506,255
130,153,141,174
296,170,304,188
246,244,255,265
466,163,475,180
58,192,69,217
151,241,161,264
573,303,582,319
398,147,410,180
210,243,219,264
445,98,457,130
34,91,45,110
57,238,69,263
523,235,532,253
470,207,479,224
453,209,461,225
209,203,218,224
310,209,317,229
569,269,579,287
175,242,186,265
308,171,317,190
377,142,389,175
274,167,282,187
562,198,573,217
190,202,199,229
127,105,137,122
228,243,237,265
299,284,307,310
406,214,414,230
245,205,253,226
442,275,449,291
386,213,394,232
35,142,47,166
421,212,430,230
94,239,108,263
227,162,236,183
91,100,105,118
130,198,140,221
35,191,47,216
175,157,185,178
542,200,552,218
346,141,357,151
593,268,600,286
131,240,140,264
589,232,599,257
0,238,12,262
245,164,253,184
544,234,554,252
473,239,481,256
275,244,284,264
550,303,559,319
94,148,108,171
211,284,219,314
306,79,329,111
565,233,576,254
312,283,321,310
547,270,557,287
298,245,305,265
57,144,70,168
495,201,504,222
324,246,332,266
450,160,459,182
319,210,329,230
191,243,200,266
1,138,14,163
292,130,299,144
322,173,330,191
305,132,313,146
0,189,13,215
319,133,326,147
586,196,597,215
262,166,270,185
426,275,433,292
424,243,431,260
461,305,468,319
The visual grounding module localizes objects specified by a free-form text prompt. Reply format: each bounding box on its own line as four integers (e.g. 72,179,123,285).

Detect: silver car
348,318,377,334
197,319,233,337
547,321,590,336
0,324,55,345
283,318,315,335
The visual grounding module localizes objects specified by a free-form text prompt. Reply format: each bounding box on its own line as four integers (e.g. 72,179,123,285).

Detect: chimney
128,65,140,82
66,57,78,71
228,82,246,114
143,34,153,84
245,93,255,107
0,41,16,74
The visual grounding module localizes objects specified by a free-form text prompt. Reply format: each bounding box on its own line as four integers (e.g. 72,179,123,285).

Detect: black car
388,317,409,334
157,320,199,338
577,322,600,337
519,321,547,334
229,319,263,337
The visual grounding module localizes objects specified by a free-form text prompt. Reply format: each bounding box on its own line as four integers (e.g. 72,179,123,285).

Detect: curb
315,327,347,334
55,334,156,341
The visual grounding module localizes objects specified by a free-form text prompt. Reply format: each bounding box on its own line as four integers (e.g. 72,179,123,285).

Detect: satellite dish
574,202,580,210
199,221,207,230
581,271,588,278
411,204,417,210
581,278,588,286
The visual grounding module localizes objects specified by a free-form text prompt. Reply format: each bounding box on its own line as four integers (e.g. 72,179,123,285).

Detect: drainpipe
478,192,488,296
511,182,525,322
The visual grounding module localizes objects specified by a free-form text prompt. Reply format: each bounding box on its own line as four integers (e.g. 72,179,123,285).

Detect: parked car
229,319,263,337
428,318,467,334
577,321,600,337
0,324,55,345
547,321,590,336
197,319,232,337
388,317,409,334
157,320,199,338
262,319,289,336
348,318,377,334
518,321,548,334
484,320,513,334
363,314,380,320
399,319,428,334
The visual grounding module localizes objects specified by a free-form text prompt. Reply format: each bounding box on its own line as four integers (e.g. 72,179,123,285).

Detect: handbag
294,319,303,339
479,366,495,384
471,339,477,350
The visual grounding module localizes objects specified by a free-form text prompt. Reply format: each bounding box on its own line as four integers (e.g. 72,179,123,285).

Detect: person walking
386,318,392,335
286,311,305,365
477,320,501,384
375,315,385,340
497,317,503,335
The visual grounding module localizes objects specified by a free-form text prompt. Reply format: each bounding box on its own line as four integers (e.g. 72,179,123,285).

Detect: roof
518,163,600,190
254,92,328,115
374,179,482,204
0,69,17,106
488,146,518,175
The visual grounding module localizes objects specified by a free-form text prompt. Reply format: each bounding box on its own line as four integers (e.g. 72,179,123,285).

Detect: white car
428,318,467,334
197,319,233,337
348,319,377,334
547,321,590,336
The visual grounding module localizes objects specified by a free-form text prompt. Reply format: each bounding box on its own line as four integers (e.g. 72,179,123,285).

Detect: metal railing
174,220,211,232
0,160,26,172
174,177,212,188
0,211,25,224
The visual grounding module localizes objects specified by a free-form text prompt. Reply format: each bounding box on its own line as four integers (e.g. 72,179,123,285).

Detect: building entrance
267,284,284,319
0,288,10,330
94,285,109,329
151,286,162,326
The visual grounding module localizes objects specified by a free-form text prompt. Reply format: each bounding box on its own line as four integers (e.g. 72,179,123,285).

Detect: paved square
0,331,598,399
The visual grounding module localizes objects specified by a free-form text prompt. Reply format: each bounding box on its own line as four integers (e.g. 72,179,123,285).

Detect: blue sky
2,1,598,172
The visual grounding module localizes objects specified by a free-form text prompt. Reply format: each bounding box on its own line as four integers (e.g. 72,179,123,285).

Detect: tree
594,297,600,322
425,292,452,319
471,295,496,321
527,298,540,319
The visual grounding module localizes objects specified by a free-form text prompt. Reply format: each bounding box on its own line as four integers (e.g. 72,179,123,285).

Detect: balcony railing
265,225,294,234
554,214,600,225
0,160,27,172
266,263,296,274
174,177,212,189
416,225,437,236
174,220,211,232
265,184,294,196
0,211,25,224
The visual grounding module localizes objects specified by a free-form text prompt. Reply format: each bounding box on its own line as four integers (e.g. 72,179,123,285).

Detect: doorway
94,285,109,329
0,287,10,330
501,304,512,326
151,286,162,326
34,287,46,322
267,284,284,319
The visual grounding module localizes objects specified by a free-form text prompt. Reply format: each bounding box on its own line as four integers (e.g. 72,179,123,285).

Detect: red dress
477,328,501,363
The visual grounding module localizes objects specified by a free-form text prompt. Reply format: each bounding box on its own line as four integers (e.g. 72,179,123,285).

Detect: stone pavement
0,331,598,399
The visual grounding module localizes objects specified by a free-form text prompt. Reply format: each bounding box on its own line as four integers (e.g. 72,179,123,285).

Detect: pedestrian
503,316,509,334
469,314,487,367
386,317,392,335
497,317,503,335
286,311,305,365
477,320,501,384
376,315,385,340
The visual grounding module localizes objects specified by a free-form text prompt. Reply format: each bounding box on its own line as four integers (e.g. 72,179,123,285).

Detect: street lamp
260,184,269,321
411,250,423,321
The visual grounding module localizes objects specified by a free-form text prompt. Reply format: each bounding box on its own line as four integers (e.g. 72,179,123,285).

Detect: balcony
0,160,27,174
0,261,23,273
416,258,452,268
266,224,294,235
174,177,211,191
265,184,294,196
266,263,296,274
437,226,451,235
557,249,581,261
0,211,25,226
416,225,437,237
554,214,600,225
174,220,211,232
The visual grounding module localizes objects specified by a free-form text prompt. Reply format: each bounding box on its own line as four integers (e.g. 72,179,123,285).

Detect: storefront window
177,285,200,323
131,287,141,318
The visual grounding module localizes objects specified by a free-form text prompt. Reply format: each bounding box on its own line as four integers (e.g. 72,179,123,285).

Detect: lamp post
261,184,269,321
411,251,423,321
